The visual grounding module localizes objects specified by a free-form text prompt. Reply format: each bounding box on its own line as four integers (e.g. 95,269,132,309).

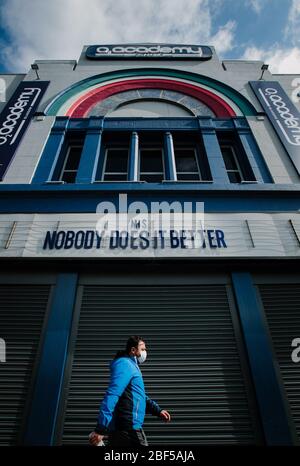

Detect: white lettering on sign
259,87,300,146
0,87,41,146
95,45,203,57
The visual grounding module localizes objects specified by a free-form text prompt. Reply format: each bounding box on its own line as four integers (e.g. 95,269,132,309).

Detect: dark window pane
228,172,241,183
221,146,238,171
65,146,82,170
177,173,200,181
105,149,128,172
61,171,77,183
140,174,164,182
175,149,198,172
103,174,127,181
140,149,163,172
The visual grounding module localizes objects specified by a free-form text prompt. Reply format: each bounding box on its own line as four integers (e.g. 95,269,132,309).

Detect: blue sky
0,0,299,74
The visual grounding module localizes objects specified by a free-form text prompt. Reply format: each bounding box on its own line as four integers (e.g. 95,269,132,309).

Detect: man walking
89,335,171,446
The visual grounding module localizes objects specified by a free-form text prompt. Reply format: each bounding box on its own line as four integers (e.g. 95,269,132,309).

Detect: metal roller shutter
0,285,51,445
62,284,259,445
258,284,300,444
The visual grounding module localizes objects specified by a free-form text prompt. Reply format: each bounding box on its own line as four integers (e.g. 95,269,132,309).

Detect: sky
0,0,299,74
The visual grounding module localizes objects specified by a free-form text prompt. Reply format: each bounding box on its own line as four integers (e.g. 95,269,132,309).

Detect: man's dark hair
114,335,145,359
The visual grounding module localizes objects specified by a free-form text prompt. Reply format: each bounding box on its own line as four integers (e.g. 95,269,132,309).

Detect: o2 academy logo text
0,87,42,147
250,80,300,175
0,81,49,181
259,86,300,147
86,44,212,60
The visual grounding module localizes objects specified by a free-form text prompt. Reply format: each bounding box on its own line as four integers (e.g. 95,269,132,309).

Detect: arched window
86,89,215,118
108,99,193,118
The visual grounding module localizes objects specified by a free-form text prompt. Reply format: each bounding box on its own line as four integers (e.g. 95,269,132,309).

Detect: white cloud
0,0,235,72
243,45,300,73
210,20,236,54
247,0,262,14
285,0,300,45
242,0,300,74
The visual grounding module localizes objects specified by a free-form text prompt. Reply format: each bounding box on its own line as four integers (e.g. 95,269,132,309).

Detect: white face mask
137,350,147,364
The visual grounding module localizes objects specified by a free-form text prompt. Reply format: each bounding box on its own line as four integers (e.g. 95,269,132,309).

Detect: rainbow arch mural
45,68,257,118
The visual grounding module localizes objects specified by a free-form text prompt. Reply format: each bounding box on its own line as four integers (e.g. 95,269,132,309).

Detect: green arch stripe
46,68,257,116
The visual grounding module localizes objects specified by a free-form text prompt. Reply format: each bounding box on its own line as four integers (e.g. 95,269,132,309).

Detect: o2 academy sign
250,81,300,176
86,44,213,60
0,81,49,180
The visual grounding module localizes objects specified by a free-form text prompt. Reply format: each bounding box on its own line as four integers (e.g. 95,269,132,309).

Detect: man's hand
89,431,104,446
159,410,171,422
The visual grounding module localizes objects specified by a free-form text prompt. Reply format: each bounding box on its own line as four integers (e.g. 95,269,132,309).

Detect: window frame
172,131,212,182
174,146,203,181
138,146,166,183
101,146,130,182
52,124,258,185
217,129,256,184
220,143,245,183
58,144,83,183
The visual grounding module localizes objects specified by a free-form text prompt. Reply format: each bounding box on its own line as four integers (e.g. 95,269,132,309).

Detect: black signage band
86,44,212,60
250,81,300,175
0,81,49,180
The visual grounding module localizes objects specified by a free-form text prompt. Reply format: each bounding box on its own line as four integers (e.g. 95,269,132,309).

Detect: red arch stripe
66,78,236,117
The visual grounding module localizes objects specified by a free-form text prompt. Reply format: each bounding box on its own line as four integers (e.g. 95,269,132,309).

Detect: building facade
0,44,300,446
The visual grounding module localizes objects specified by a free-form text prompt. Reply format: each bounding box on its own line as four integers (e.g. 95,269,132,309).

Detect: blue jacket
95,355,162,434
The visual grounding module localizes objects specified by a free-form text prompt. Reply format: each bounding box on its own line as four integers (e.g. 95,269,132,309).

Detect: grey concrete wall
247,116,300,184
1,116,55,184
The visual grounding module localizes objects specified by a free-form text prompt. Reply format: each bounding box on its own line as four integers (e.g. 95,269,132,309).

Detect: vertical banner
249,81,300,175
0,81,49,180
